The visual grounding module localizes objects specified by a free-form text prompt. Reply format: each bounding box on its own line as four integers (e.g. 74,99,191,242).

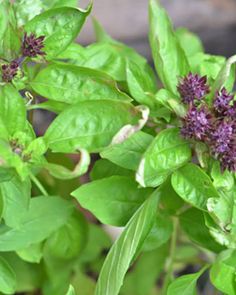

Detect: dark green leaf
90,159,133,181
180,208,225,253
72,176,152,226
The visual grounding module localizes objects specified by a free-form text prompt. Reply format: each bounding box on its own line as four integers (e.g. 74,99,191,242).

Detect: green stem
162,217,178,294
30,173,48,196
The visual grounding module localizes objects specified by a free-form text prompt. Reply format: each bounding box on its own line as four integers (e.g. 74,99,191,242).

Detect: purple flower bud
177,72,210,104
1,61,19,82
181,106,212,141
213,87,234,116
210,121,234,154
22,33,45,57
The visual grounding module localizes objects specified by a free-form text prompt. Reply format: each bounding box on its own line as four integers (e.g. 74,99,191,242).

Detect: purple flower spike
22,33,45,57
220,149,236,172
213,87,234,116
177,72,210,104
1,60,19,82
211,121,234,154
181,106,212,141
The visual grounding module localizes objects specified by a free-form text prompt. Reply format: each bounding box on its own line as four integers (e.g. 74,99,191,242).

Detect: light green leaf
211,161,234,191
176,27,204,57
0,84,27,135
167,266,208,295
66,285,76,295
24,5,91,59
30,64,131,103
13,0,42,27
72,176,152,226
171,163,220,211
149,0,189,94
101,131,153,171
95,189,160,295
0,256,16,294
0,196,73,251
17,242,43,263
210,249,236,295
136,128,191,187
126,60,158,108
43,0,79,9
1,175,31,228
44,100,141,153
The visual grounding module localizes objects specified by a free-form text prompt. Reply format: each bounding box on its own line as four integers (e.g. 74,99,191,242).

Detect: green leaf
211,161,234,191
171,163,220,211
142,211,173,251
95,189,160,295
136,128,191,187
0,84,27,135
180,208,225,253
90,159,133,181
44,149,90,179
0,196,73,251
126,60,158,108
30,64,131,103
66,285,76,295
44,100,141,153
121,245,168,295
43,0,79,9
0,2,8,42
24,5,91,59
210,249,236,295
149,0,189,94
16,242,43,263
1,252,43,292
101,131,153,171
45,210,87,259
0,256,16,294
176,27,204,57
1,175,31,228
13,0,42,27
72,176,152,226
167,266,208,295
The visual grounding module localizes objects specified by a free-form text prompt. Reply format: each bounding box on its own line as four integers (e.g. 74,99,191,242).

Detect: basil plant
0,0,235,294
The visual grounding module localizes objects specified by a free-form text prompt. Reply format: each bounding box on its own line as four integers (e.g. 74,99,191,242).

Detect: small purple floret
211,121,234,154
22,33,45,57
1,60,19,82
181,106,212,141
177,72,210,104
213,87,234,116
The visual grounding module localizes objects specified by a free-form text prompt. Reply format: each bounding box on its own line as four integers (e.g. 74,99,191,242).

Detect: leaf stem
30,173,49,196
162,217,178,294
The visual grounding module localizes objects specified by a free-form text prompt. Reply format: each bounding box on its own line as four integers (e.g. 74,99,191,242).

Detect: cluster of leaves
0,0,236,294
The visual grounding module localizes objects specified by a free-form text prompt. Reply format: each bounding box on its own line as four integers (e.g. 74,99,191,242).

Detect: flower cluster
22,33,45,58
1,61,19,82
178,72,236,172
